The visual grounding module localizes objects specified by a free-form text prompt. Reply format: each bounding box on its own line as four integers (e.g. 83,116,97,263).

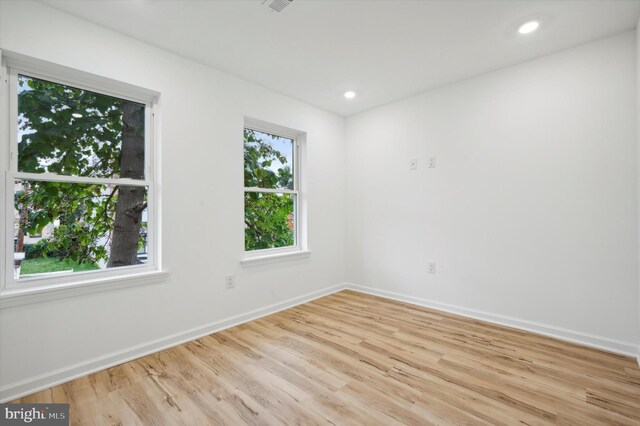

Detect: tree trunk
107,101,146,268
15,182,30,267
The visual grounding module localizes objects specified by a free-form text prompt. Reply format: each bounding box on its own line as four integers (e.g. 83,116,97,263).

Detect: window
1,55,161,293
243,119,306,258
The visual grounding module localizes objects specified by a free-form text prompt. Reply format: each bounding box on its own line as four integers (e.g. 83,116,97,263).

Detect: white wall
0,0,346,398
346,31,640,353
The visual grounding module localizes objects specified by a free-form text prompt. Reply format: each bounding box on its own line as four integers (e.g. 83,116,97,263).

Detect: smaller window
243,121,303,255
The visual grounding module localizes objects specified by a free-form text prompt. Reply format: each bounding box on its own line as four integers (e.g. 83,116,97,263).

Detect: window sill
240,250,311,267
0,270,170,309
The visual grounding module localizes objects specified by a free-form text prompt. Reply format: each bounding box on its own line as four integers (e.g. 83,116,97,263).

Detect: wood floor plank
11,290,640,425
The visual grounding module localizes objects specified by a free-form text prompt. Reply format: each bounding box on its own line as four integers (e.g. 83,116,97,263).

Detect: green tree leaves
15,76,147,268
244,129,293,190
18,76,124,178
244,192,294,250
244,129,295,251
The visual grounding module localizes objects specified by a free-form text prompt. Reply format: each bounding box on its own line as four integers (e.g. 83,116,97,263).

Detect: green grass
20,257,99,275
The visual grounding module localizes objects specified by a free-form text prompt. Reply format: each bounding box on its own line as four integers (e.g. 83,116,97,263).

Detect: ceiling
40,0,640,117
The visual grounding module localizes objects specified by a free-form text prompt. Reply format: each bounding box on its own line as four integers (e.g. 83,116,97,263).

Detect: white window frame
0,50,166,301
242,117,308,263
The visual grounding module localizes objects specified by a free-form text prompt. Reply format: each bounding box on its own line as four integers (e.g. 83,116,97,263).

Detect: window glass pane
244,128,294,190
244,192,295,251
13,180,148,280
17,75,146,179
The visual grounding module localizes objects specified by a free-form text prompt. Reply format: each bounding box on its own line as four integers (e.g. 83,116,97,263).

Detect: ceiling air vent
263,0,293,13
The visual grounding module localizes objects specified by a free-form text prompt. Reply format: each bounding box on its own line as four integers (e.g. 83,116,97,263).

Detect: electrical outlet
428,156,437,168
409,158,418,170
225,274,235,289
427,262,436,274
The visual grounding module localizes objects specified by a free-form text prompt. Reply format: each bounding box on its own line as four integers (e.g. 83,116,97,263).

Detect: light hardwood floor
12,290,640,425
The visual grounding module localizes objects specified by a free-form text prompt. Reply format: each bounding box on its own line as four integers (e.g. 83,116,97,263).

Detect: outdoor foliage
244,129,295,250
15,76,147,268
22,243,54,259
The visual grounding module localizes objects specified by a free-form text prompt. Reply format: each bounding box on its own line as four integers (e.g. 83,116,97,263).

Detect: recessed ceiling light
518,21,540,35
72,113,83,118
344,91,356,99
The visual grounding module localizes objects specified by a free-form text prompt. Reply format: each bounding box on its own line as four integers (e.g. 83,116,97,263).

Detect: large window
1,57,159,291
243,120,304,256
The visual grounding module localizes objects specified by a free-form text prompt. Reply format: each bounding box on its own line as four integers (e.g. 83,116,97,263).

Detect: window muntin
244,126,299,252
6,70,155,285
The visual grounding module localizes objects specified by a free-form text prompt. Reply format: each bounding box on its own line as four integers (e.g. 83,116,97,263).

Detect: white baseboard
346,284,640,358
0,283,348,403
3,282,638,402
